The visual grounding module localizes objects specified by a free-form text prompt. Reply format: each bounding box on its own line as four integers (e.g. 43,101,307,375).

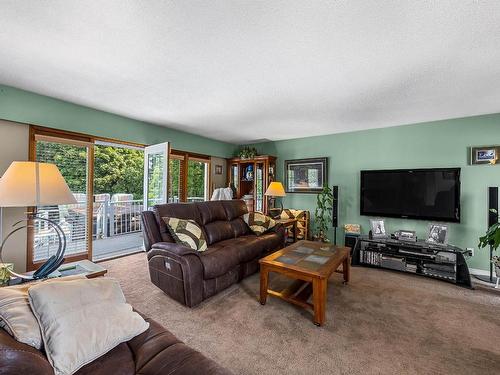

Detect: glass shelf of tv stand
359,236,467,254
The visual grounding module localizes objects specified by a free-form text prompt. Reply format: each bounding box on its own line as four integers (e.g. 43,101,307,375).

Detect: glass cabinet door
230,162,239,197
255,162,264,212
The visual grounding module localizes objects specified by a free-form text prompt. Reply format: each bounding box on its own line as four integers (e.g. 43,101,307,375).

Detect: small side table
276,218,298,243
7,259,107,286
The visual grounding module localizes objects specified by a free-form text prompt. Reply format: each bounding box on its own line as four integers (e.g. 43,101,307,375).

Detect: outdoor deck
92,232,144,261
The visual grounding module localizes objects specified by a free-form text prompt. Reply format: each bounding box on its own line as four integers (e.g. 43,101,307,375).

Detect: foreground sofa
142,200,285,307
0,315,231,375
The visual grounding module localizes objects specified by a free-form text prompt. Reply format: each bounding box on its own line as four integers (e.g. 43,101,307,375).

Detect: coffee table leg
260,266,269,305
343,256,351,284
312,278,326,326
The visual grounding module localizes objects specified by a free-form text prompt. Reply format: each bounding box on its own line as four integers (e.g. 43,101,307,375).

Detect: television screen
360,168,461,222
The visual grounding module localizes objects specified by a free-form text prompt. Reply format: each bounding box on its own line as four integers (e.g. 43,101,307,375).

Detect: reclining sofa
142,200,285,307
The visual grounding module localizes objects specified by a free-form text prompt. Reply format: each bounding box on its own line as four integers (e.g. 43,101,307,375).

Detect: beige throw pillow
0,274,85,349
28,278,149,375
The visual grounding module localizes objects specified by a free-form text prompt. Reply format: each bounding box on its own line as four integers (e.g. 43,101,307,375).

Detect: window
31,133,92,269
168,156,184,203
187,158,209,202
168,152,210,203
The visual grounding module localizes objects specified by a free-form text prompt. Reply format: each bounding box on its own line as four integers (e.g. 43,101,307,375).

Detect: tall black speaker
475,187,499,284
332,186,339,245
332,186,339,228
489,187,498,227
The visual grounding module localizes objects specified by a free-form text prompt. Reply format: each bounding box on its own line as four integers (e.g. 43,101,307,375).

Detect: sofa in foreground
0,314,231,375
142,200,285,307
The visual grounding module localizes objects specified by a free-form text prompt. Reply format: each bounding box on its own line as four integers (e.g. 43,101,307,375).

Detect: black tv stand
351,236,472,287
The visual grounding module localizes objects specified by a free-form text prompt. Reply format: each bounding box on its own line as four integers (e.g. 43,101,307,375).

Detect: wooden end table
7,259,107,286
276,218,298,243
259,240,350,326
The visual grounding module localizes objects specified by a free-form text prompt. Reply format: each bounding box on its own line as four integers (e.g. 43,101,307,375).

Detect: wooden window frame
27,125,212,269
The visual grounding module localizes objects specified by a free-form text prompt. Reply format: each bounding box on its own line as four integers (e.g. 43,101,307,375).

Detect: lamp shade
0,161,77,207
264,181,286,197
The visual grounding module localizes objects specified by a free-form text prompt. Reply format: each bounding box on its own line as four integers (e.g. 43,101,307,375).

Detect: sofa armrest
0,329,53,375
149,242,199,259
142,211,163,251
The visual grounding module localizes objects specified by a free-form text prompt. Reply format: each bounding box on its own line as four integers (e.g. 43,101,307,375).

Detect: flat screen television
360,168,461,222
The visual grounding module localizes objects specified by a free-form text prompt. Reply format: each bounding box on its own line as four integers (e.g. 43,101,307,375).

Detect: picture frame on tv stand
425,223,449,246
370,219,388,238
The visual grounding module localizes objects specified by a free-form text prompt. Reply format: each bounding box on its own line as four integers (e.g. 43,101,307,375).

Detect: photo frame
426,223,449,246
470,146,499,165
370,219,387,238
215,165,223,175
284,157,328,193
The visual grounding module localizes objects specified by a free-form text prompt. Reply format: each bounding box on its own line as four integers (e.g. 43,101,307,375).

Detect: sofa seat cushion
199,245,241,279
258,232,284,252
216,236,265,263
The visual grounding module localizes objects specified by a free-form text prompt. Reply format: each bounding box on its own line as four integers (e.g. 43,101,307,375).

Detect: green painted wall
0,85,236,158
250,114,500,271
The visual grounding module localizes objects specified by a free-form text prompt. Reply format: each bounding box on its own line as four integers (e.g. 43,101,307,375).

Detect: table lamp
264,181,286,217
0,161,77,280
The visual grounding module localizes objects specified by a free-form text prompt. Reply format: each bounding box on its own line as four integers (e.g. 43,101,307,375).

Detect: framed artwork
215,165,223,175
284,157,328,193
470,146,499,165
426,223,449,246
370,219,387,238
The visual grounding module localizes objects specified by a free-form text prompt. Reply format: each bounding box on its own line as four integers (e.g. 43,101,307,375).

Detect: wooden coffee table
259,240,350,326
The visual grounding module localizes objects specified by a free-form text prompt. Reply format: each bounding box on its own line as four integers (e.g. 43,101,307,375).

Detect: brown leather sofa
0,315,231,375
142,200,285,307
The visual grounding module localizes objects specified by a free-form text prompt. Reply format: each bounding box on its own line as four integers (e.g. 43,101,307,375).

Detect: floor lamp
0,161,77,280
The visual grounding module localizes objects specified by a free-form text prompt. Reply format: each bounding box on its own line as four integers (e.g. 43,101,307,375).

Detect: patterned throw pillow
242,212,276,235
162,217,208,252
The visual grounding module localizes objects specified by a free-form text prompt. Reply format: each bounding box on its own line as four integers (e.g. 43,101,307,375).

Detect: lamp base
0,212,67,280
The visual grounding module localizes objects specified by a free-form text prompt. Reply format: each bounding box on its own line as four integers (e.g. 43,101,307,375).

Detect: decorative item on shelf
492,256,500,289
469,145,499,165
264,181,286,217
425,223,449,246
344,224,361,235
313,186,334,242
244,165,254,181
0,161,77,280
0,262,13,286
284,157,328,193
394,230,417,242
237,146,258,159
369,219,387,239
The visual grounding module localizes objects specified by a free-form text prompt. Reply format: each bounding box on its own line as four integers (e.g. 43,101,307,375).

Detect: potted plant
314,186,334,242
478,208,500,278
237,146,257,159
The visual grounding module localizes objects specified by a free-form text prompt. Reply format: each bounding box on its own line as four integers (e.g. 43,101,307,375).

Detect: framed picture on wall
470,145,499,165
215,165,223,175
284,157,328,193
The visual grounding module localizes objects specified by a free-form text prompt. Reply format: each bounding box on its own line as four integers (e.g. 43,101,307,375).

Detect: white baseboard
469,267,490,276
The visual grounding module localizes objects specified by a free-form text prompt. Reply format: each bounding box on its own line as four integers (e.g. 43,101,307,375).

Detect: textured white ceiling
1,1,500,144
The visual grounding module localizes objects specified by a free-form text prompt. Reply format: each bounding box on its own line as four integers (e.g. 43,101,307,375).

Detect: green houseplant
314,186,334,242
478,208,500,277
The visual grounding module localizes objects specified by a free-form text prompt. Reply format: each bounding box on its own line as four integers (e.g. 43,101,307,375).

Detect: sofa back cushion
195,201,234,245
154,203,202,242
221,200,252,237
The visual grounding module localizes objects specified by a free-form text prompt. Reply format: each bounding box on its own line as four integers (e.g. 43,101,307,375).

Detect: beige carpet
102,253,500,375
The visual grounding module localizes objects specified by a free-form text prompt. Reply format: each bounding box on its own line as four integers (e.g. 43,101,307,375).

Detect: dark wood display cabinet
227,155,276,213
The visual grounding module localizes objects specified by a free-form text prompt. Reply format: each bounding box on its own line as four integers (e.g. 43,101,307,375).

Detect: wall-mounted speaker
488,187,498,227
332,186,339,228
